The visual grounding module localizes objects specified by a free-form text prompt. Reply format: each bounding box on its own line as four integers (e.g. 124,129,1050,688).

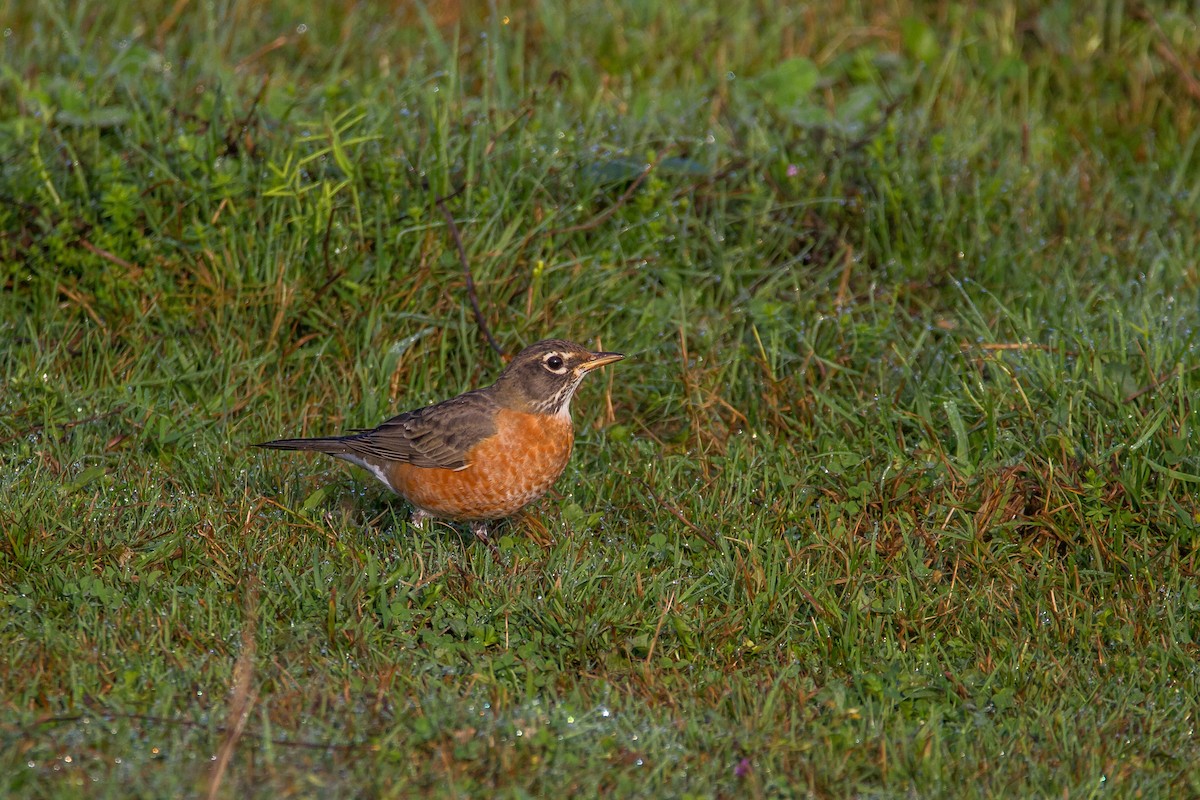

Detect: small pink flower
786,164,799,177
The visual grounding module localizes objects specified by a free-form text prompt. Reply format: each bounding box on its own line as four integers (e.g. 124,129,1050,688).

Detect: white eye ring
544,354,566,372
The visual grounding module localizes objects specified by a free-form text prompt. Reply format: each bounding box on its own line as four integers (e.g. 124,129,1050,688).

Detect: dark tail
253,436,355,454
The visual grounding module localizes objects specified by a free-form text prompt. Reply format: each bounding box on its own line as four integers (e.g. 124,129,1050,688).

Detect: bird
254,339,624,549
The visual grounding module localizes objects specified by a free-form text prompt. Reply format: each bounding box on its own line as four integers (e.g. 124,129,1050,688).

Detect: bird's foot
410,508,432,528
470,521,502,561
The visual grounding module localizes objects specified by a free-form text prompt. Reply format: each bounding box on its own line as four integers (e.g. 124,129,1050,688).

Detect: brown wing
333,388,499,470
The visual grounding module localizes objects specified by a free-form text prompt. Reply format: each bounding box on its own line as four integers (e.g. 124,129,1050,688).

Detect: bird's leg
470,521,501,560
410,508,432,528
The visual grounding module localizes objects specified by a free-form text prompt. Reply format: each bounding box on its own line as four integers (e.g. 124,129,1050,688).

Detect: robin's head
491,339,624,417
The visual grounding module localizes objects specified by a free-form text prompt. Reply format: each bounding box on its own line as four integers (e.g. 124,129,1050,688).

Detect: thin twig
505,165,638,270
833,93,907,155
0,408,123,446
548,159,656,237
154,0,192,50
29,709,379,752
206,578,260,800
1123,364,1200,404
0,192,47,217
630,474,718,548
644,589,676,665
1153,39,1200,102
793,584,833,620
835,242,854,308
234,35,291,73
436,196,504,358
308,205,345,306
76,238,142,277
964,342,1054,352
321,205,336,273
484,101,536,157
1130,3,1200,102
222,74,270,157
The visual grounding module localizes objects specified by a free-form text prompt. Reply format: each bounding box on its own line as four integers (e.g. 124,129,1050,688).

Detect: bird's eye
545,355,564,370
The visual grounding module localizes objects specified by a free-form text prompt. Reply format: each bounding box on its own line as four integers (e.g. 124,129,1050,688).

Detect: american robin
255,339,624,547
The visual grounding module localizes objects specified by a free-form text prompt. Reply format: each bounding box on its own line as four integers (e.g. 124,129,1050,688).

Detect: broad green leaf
754,57,820,109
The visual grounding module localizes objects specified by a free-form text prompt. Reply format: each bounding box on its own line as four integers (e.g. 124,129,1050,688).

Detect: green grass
3,0,1200,796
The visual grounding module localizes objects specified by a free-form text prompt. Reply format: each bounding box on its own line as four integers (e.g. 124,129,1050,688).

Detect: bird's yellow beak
579,351,625,372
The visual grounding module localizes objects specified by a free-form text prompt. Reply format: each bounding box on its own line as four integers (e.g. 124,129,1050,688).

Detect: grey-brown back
253,388,501,471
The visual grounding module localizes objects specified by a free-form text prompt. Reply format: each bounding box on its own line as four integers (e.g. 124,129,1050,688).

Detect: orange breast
385,408,575,521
